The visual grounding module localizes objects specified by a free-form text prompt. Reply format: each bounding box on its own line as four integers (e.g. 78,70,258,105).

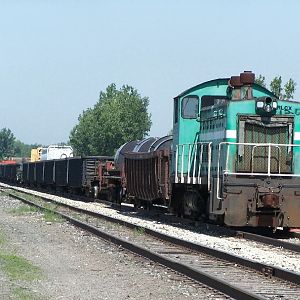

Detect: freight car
119,136,172,208
21,156,116,198
0,160,21,183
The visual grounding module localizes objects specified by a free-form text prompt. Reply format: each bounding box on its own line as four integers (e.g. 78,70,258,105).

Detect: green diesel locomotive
171,71,300,228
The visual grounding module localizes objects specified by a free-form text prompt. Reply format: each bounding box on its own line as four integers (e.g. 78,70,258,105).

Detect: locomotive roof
175,77,276,99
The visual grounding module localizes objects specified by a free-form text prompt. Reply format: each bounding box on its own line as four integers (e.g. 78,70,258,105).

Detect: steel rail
235,230,300,254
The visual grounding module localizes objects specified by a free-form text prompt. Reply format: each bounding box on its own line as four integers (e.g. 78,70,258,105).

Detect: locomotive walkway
3,185,300,300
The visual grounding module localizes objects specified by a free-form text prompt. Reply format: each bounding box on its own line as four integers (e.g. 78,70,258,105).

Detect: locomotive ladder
175,142,212,190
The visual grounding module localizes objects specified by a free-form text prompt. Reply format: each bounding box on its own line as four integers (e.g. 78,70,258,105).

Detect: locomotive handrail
175,142,212,190
217,142,300,200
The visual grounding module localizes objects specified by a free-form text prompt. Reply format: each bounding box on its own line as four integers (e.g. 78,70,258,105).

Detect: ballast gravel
0,192,228,300
4,183,300,274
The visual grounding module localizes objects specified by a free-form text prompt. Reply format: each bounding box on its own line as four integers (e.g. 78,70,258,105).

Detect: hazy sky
1,0,300,145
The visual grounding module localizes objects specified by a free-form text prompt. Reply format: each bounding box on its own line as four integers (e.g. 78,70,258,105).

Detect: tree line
0,83,152,159
0,74,297,159
255,75,296,100
69,83,152,156
0,128,41,160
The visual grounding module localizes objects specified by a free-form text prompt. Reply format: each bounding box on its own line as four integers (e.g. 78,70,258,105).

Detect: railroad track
2,183,300,259
234,229,300,254
2,183,300,261
2,187,300,299
19,185,300,254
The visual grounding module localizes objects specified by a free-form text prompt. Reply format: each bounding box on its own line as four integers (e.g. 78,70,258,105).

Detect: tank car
171,71,300,228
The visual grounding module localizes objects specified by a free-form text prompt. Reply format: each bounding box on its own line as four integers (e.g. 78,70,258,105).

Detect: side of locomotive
171,71,300,228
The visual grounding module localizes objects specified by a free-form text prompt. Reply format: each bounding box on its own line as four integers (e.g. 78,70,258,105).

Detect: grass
0,229,43,299
12,286,43,300
9,205,39,216
8,193,65,223
134,226,145,235
43,210,64,223
0,253,42,281
7,190,41,203
0,230,6,245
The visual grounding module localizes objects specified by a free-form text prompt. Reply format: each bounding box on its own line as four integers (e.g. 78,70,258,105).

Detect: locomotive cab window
181,96,199,119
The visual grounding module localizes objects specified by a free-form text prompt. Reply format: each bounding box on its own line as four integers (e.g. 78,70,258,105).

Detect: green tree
0,128,15,159
283,78,297,100
255,75,266,88
69,108,96,156
270,76,283,99
70,84,152,156
14,140,41,157
256,74,297,100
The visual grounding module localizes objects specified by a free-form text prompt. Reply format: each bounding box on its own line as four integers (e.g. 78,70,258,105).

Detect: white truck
40,145,73,160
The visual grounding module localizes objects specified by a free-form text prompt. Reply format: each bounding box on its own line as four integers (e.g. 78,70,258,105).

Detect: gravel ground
0,193,227,300
7,183,299,274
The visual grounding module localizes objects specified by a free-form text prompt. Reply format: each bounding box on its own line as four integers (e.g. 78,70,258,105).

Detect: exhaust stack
229,71,255,100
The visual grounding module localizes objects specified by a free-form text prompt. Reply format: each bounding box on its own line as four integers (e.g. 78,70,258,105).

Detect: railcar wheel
93,186,99,199
84,188,90,198
134,199,141,209
182,191,205,219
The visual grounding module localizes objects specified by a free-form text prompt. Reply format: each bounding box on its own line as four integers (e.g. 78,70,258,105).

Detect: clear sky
1,0,300,145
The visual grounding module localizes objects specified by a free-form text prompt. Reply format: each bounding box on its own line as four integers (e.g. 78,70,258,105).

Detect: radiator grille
237,121,292,173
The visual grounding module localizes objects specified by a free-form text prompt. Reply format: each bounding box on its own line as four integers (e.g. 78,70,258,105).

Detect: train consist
1,71,300,229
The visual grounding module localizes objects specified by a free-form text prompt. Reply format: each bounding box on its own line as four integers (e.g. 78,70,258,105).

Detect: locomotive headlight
256,101,264,109
256,97,277,114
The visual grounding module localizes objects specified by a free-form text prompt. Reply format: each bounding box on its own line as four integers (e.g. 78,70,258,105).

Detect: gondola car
22,156,115,197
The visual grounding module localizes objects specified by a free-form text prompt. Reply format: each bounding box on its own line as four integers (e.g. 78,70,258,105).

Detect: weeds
0,230,6,245
134,226,145,235
9,205,39,216
0,253,42,281
8,194,64,223
12,286,43,300
43,210,64,223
